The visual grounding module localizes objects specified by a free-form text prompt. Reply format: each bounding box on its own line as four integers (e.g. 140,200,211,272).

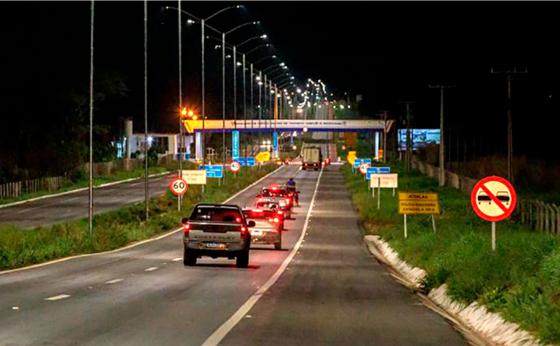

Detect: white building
122,120,193,160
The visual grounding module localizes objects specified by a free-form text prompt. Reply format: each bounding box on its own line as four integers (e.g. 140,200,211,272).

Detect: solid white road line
172,257,182,262
45,294,71,301
105,278,124,284
0,165,284,276
201,168,324,346
144,267,158,272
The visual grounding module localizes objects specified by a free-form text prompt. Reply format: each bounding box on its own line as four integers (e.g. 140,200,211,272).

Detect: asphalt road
0,174,173,229
0,164,467,346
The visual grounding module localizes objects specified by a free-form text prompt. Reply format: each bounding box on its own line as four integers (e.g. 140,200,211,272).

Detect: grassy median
0,165,276,271
342,163,560,344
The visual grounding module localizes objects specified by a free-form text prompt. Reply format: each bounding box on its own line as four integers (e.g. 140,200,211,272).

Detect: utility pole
377,111,389,163
429,85,455,186
491,67,527,183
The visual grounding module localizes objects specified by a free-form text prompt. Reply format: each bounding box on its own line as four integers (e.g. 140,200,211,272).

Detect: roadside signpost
359,163,369,175
470,176,517,251
366,166,391,180
200,164,224,178
230,161,241,173
181,170,207,185
256,151,270,163
398,192,440,238
169,177,188,196
370,173,398,208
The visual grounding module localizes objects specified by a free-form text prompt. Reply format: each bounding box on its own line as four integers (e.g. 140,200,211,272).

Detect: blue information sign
366,166,391,180
236,157,256,167
353,158,372,169
272,131,278,154
232,130,240,160
200,164,224,178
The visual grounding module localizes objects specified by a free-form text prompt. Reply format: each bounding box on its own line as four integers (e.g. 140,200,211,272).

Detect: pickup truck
182,203,255,268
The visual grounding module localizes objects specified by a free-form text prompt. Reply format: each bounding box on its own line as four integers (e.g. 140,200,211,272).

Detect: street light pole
243,54,247,158
177,0,183,210
222,32,226,166
201,19,205,163
233,45,237,127
88,0,94,236
144,0,149,221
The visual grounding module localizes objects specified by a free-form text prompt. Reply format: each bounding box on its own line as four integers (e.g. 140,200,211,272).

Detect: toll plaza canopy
182,119,393,134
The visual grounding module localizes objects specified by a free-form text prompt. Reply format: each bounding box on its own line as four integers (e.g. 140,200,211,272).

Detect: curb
0,171,172,209
364,235,544,346
0,165,283,276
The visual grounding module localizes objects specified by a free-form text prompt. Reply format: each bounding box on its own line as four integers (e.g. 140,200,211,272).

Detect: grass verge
0,165,276,271
341,162,560,344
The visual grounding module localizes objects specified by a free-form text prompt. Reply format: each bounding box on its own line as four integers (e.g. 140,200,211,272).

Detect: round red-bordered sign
359,163,369,175
230,161,241,173
470,176,516,222
169,177,188,196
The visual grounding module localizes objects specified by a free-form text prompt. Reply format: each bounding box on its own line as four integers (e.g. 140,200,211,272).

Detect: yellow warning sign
347,151,357,165
255,151,271,162
398,192,440,214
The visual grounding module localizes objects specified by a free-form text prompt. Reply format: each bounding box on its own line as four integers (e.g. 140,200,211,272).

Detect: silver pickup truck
182,203,255,268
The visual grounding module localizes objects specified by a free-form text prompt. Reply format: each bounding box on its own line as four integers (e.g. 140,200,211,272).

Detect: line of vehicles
181,182,300,268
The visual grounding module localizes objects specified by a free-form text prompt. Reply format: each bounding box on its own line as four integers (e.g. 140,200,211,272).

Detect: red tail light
258,198,264,203
183,223,191,236
235,217,241,223
285,198,290,204
274,217,279,223
240,226,247,235
277,210,283,215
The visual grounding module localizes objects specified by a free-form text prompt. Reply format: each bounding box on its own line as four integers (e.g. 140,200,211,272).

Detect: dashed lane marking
45,294,71,301
105,278,124,284
145,267,158,272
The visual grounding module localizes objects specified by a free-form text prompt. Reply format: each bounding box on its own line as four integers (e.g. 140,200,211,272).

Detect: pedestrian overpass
182,119,394,161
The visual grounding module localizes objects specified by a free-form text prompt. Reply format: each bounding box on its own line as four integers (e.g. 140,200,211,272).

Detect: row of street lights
164,4,300,165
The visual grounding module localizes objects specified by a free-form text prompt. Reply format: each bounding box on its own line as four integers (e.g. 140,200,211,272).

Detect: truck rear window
190,207,242,223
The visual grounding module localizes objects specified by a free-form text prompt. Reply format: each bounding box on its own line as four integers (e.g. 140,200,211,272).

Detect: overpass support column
195,132,203,161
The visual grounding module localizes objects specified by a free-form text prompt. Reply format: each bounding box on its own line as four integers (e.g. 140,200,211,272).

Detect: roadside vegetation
0,165,276,271
342,162,560,344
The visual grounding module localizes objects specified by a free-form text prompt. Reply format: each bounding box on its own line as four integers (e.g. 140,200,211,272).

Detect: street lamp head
260,34,268,39
186,19,196,25
236,5,243,9
253,21,260,24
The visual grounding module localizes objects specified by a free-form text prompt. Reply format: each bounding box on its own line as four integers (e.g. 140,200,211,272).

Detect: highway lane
220,165,467,345
0,165,320,345
0,174,174,229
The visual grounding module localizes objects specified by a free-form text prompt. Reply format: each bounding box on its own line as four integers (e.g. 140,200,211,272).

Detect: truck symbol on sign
477,191,511,206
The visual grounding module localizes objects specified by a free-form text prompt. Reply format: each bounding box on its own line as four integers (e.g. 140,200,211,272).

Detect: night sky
1,1,559,168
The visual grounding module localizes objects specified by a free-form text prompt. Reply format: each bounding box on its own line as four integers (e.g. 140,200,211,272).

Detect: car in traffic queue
243,204,284,250
181,203,255,268
255,184,296,219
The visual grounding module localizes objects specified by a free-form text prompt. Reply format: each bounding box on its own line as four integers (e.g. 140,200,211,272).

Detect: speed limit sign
230,161,241,173
169,177,188,196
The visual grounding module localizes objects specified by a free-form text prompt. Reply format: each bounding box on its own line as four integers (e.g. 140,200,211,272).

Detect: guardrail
0,176,68,199
518,200,560,234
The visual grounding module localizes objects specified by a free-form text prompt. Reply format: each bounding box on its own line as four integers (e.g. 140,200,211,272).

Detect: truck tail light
183,223,191,236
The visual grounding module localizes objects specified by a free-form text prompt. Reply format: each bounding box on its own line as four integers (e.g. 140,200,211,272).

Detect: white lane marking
105,278,124,284
202,168,323,346
12,306,19,310
45,294,71,301
145,267,158,272
0,165,283,276
172,257,182,262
